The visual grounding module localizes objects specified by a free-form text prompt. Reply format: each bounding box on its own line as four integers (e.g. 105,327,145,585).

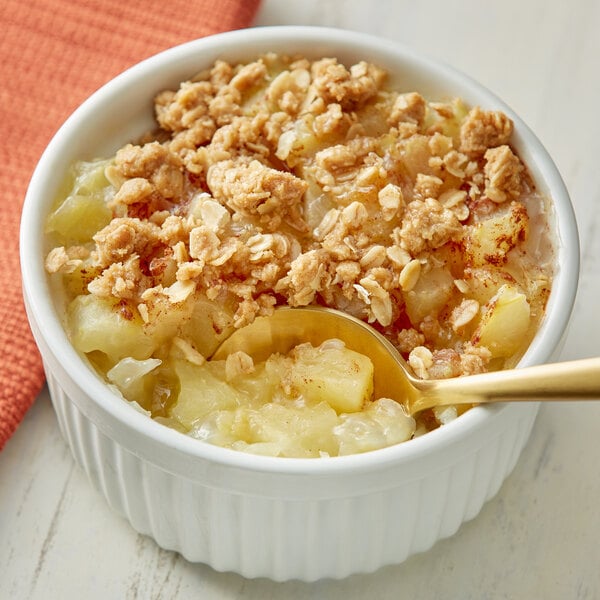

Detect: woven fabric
0,0,261,450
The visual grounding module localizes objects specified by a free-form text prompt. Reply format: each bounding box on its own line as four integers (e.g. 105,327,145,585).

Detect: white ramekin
20,26,579,581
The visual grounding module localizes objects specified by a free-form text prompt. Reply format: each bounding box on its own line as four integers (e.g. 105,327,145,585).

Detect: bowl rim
20,25,580,478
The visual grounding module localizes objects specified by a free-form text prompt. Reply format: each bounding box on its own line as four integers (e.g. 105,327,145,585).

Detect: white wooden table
2,1,599,597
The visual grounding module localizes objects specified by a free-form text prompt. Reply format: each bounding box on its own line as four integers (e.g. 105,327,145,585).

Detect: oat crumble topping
45,54,553,449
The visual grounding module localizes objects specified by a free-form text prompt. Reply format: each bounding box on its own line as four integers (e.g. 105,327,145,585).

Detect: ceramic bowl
20,26,579,581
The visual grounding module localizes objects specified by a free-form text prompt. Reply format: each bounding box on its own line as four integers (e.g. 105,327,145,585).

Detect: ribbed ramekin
20,26,579,581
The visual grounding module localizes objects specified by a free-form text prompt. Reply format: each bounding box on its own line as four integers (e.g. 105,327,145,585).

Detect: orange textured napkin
0,0,261,450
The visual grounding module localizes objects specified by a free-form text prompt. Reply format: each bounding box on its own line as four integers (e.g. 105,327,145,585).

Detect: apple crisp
45,54,553,456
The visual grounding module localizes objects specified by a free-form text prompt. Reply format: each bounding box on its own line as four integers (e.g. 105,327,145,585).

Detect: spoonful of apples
212,306,600,416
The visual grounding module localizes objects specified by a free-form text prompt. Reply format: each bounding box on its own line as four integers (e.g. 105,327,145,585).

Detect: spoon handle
418,357,600,407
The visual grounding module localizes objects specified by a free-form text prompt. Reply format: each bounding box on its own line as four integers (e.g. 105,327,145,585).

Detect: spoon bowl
213,306,600,415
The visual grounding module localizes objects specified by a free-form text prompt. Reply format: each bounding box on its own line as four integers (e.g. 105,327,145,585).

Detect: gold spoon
212,306,600,416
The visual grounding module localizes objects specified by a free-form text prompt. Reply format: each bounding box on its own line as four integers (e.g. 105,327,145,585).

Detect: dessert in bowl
21,26,578,580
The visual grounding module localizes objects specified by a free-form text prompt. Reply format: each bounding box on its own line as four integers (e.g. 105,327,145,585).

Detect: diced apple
46,159,113,244
398,135,434,180
465,202,529,267
170,360,243,429
178,294,236,358
334,398,415,455
463,267,518,305
403,266,455,325
288,343,374,413
243,401,340,458
68,294,156,363
472,284,531,358
46,193,112,244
